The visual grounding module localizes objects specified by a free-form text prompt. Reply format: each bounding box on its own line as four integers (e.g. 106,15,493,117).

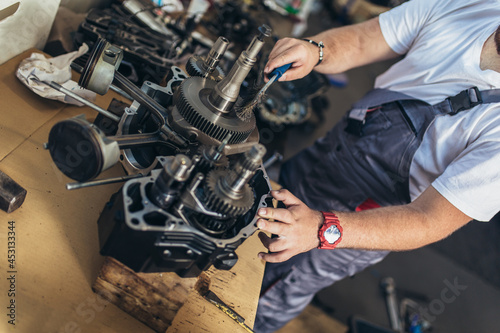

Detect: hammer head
0,170,27,213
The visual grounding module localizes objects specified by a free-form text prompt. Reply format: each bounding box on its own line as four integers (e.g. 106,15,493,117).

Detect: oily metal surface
173,77,255,144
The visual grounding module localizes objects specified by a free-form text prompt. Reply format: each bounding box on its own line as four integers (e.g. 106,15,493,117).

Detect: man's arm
257,186,472,263
265,17,399,82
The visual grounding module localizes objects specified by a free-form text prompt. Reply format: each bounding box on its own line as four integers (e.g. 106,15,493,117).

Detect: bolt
167,154,191,181
104,49,116,58
258,24,272,40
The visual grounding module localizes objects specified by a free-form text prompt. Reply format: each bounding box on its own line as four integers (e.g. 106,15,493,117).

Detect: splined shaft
203,144,266,217
220,144,266,199
150,155,192,209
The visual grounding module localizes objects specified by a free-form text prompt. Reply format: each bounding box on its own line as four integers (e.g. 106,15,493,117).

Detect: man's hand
264,17,399,83
264,38,319,82
257,189,324,263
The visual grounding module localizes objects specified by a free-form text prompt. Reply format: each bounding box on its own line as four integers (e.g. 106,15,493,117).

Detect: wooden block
93,257,211,333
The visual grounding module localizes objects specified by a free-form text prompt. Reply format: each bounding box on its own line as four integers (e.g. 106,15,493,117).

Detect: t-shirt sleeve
432,139,500,222
378,0,444,55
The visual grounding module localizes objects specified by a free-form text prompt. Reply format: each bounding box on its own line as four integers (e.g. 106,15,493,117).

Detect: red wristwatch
318,211,343,249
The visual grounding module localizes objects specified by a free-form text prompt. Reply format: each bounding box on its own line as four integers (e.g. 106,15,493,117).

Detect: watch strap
318,211,343,249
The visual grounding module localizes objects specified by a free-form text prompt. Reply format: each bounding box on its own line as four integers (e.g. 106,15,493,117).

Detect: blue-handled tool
262,63,292,91
235,63,292,118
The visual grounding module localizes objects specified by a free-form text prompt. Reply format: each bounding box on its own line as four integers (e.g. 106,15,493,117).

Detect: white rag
16,44,96,106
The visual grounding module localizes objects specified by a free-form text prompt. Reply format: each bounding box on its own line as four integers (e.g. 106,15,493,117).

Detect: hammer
0,170,27,213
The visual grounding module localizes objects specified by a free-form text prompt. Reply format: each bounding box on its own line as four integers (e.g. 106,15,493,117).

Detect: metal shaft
208,25,271,113
192,31,236,61
382,277,402,332
263,151,283,169
150,155,192,209
66,174,143,190
202,37,229,78
221,144,266,197
108,132,162,149
38,80,120,122
206,134,232,162
113,72,188,147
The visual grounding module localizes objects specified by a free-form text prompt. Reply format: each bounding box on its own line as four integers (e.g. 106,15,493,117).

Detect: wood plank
93,257,210,333
92,231,267,333
168,231,266,333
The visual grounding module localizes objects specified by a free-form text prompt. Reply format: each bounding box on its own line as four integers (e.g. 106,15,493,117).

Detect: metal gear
185,55,224,82
204,169,254,217
191,213,231,235
196,145,229,172
173,77,255,144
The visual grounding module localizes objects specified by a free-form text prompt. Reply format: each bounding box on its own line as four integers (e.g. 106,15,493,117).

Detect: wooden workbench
0,49,266,333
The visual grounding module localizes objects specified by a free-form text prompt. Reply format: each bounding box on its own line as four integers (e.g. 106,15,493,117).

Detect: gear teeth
235,145,265,172
185,56,225,81
196,146,229,172
174,79,253,144
195,214,228,233
185,57,204,77
204,170,253,217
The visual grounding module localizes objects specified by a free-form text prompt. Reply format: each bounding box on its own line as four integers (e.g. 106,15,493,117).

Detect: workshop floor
270,9,500,333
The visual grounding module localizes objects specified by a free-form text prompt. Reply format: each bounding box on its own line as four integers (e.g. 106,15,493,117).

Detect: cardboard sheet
0,50,266,332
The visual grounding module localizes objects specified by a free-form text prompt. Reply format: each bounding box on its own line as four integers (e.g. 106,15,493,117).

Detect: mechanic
253,0,500,331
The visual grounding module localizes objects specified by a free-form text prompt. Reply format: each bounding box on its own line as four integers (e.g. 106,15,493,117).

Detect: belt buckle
448,87,482,115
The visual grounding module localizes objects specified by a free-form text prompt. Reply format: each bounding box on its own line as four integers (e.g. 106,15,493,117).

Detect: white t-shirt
377,0,500,221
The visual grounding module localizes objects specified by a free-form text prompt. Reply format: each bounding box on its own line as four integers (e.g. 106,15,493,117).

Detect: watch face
324,225,341,244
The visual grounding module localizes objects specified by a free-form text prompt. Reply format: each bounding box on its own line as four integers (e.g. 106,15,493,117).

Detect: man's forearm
256,186,471,262
263,17,400,82
335,205,439,251
311,17,399,74
335,186,472,251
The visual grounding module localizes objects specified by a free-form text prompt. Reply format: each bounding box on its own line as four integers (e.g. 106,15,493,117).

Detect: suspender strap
437,87,500,115
353,87,500,114
346,87,500,136
479,89,500,103
351,89,416,109
346,89,417,136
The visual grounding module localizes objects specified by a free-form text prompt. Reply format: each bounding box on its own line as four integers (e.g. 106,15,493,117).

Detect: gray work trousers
254,90,447,333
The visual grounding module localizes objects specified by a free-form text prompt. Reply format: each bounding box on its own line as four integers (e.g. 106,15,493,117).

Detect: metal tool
204,290,254,333
381,276,403,332
235,63,292,117
32,79,121,122
262,63,293,94
0,170,27,213
263,151,283,169
66,174,144,190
